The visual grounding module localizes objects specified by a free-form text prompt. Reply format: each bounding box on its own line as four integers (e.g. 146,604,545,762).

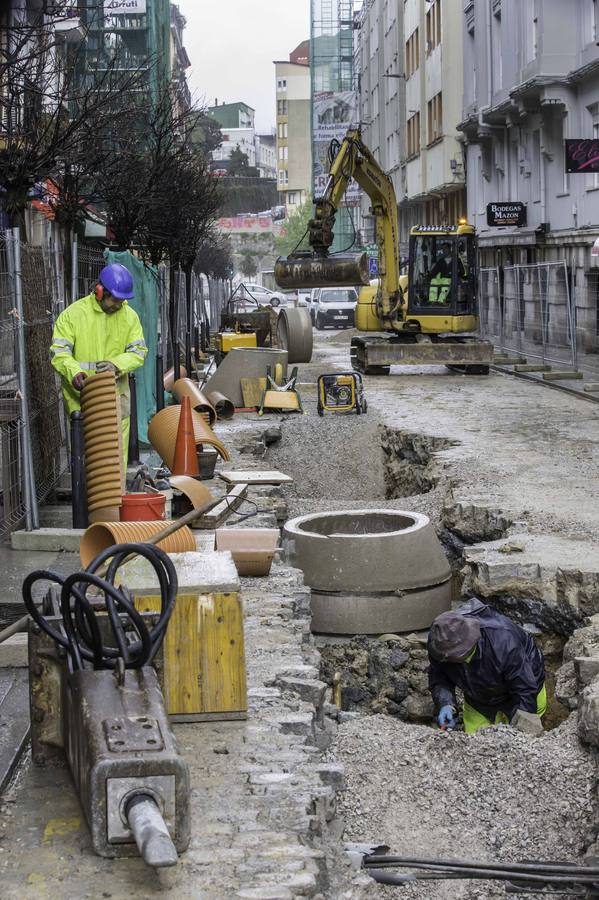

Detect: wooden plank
194,483,248,529
219,470,293,485
199,592,247,715
240,377,266,409
134,591,246,718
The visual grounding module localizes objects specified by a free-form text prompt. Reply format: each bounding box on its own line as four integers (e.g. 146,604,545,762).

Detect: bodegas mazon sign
486,202,527,227
565,140,599,173
105,0,146,14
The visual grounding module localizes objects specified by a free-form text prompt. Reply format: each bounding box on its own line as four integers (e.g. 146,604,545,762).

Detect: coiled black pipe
23,543,177,672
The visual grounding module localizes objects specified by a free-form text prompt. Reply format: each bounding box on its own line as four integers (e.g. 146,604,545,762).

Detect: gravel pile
331,713,597,899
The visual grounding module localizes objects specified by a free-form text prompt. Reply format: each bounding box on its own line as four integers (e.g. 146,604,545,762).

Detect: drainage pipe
128,374,140,466
70,411,88,528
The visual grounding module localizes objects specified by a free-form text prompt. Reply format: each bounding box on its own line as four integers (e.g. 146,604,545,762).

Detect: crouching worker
428,599,546,735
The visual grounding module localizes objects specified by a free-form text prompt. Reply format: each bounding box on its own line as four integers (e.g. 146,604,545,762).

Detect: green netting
104,250,158,446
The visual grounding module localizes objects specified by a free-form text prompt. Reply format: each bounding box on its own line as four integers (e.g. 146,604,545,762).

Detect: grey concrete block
511,709,544,736
277,713,315,738
276,677,327,709
575,657,599,687
0,633,28,668
11,527,84,553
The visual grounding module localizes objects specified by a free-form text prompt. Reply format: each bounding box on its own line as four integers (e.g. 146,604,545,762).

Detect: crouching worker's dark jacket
428,599,545,721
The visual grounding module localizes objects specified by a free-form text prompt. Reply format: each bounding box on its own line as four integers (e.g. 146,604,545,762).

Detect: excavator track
350,335,492,375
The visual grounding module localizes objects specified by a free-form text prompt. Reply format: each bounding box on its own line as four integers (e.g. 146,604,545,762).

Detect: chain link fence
0,235,231,539
0,230,70,538
479,261,599,380
161,266,229,368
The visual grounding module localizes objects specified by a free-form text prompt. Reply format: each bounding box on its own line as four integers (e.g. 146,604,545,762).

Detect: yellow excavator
275,129,492,375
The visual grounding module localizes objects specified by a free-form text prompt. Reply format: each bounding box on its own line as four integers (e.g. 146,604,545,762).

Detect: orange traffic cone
171,396,199,476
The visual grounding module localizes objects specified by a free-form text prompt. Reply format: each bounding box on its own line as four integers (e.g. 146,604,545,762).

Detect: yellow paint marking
42,817,81,843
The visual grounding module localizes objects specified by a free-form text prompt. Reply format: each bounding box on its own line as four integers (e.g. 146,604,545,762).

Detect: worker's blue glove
438,705,456,730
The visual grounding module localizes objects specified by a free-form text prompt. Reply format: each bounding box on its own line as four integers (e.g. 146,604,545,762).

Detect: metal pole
70,411,88,528
566,263,577,370
6,230,31,531
127,374,140,466
156,353,164,412
13,228,39,529
71,234,78,305
184,267,192,377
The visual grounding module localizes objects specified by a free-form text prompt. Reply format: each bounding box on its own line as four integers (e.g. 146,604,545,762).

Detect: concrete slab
11,528,84,553
462,533,599,617
542,371,583,380
0,634,28,668
120,550,241,594
0,670,29,793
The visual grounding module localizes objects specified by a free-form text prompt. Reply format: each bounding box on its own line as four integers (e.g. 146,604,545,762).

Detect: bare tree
0,2,142,236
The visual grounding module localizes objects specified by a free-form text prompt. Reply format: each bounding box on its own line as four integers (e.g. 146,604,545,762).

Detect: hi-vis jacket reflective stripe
50,293,147,415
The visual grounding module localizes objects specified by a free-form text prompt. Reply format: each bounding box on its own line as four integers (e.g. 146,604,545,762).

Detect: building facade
256,133,277,180
274,51,312,212
460,0,599,266
170,3,191,113
354,0,467,246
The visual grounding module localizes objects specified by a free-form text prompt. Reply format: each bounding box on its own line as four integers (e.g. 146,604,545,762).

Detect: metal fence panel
0,231,70,538
480,261,582,373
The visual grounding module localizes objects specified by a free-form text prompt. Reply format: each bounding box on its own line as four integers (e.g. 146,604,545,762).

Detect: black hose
23,543,178,672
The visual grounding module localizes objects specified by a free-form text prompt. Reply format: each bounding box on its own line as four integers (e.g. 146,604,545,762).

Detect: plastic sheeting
104,250,158,445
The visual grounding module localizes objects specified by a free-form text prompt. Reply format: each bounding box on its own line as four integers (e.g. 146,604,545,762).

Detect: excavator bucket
274,252,370,290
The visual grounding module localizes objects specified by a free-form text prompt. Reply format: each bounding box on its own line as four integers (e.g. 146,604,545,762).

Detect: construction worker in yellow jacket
50,263,147,468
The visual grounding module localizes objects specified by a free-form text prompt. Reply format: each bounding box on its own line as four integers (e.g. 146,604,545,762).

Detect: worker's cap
428,611,481,663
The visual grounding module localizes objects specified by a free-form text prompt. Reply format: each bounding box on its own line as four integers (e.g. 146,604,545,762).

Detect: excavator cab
407,226,478,329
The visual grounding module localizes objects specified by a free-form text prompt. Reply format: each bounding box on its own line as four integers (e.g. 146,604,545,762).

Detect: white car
239,283,288,308
313,287,358,329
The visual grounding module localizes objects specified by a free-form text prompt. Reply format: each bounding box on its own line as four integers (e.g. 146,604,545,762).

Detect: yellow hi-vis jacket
50,293,148,417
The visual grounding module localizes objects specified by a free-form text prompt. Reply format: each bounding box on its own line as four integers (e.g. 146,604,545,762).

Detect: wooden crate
123,551,247,722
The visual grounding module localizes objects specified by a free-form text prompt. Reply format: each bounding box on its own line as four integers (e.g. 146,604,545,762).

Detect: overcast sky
176,1,310,133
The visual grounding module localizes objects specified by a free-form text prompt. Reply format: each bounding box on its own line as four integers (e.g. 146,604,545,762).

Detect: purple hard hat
99,263,134,300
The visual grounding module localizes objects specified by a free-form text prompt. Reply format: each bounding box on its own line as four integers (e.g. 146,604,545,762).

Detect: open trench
267,416,599,898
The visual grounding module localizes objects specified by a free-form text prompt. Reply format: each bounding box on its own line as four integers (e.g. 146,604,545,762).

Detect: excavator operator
427,242,466,305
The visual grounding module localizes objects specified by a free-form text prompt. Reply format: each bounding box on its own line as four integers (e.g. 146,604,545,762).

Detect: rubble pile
332,713,597,900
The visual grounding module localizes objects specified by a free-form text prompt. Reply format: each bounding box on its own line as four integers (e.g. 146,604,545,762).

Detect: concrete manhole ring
283,509,452,634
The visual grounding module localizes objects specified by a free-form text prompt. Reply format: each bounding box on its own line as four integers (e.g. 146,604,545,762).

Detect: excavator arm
275,129,403,324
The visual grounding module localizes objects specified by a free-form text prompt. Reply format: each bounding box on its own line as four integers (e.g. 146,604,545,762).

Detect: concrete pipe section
276,308,313,364
282,509,451,634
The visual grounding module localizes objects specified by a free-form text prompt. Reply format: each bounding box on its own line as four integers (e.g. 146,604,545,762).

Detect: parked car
313,287,358,329
238,283,288,307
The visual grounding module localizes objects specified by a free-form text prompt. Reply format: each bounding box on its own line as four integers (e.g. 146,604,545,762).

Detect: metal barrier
0,229,72,538
478,261,598,377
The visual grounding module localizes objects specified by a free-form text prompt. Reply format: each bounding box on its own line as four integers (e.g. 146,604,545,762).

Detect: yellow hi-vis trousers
463,684,547,734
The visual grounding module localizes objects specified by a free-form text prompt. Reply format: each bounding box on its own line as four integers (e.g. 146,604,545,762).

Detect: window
278,146,288,161
277,79,287,90
277,99,288,116
427,93,443,144
288,192,298,204
405,28,419,78
426,0,441,52
407,112,420,158
277,122,287,139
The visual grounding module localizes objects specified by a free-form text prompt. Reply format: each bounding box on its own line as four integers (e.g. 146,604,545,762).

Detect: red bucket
119,492,166,522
